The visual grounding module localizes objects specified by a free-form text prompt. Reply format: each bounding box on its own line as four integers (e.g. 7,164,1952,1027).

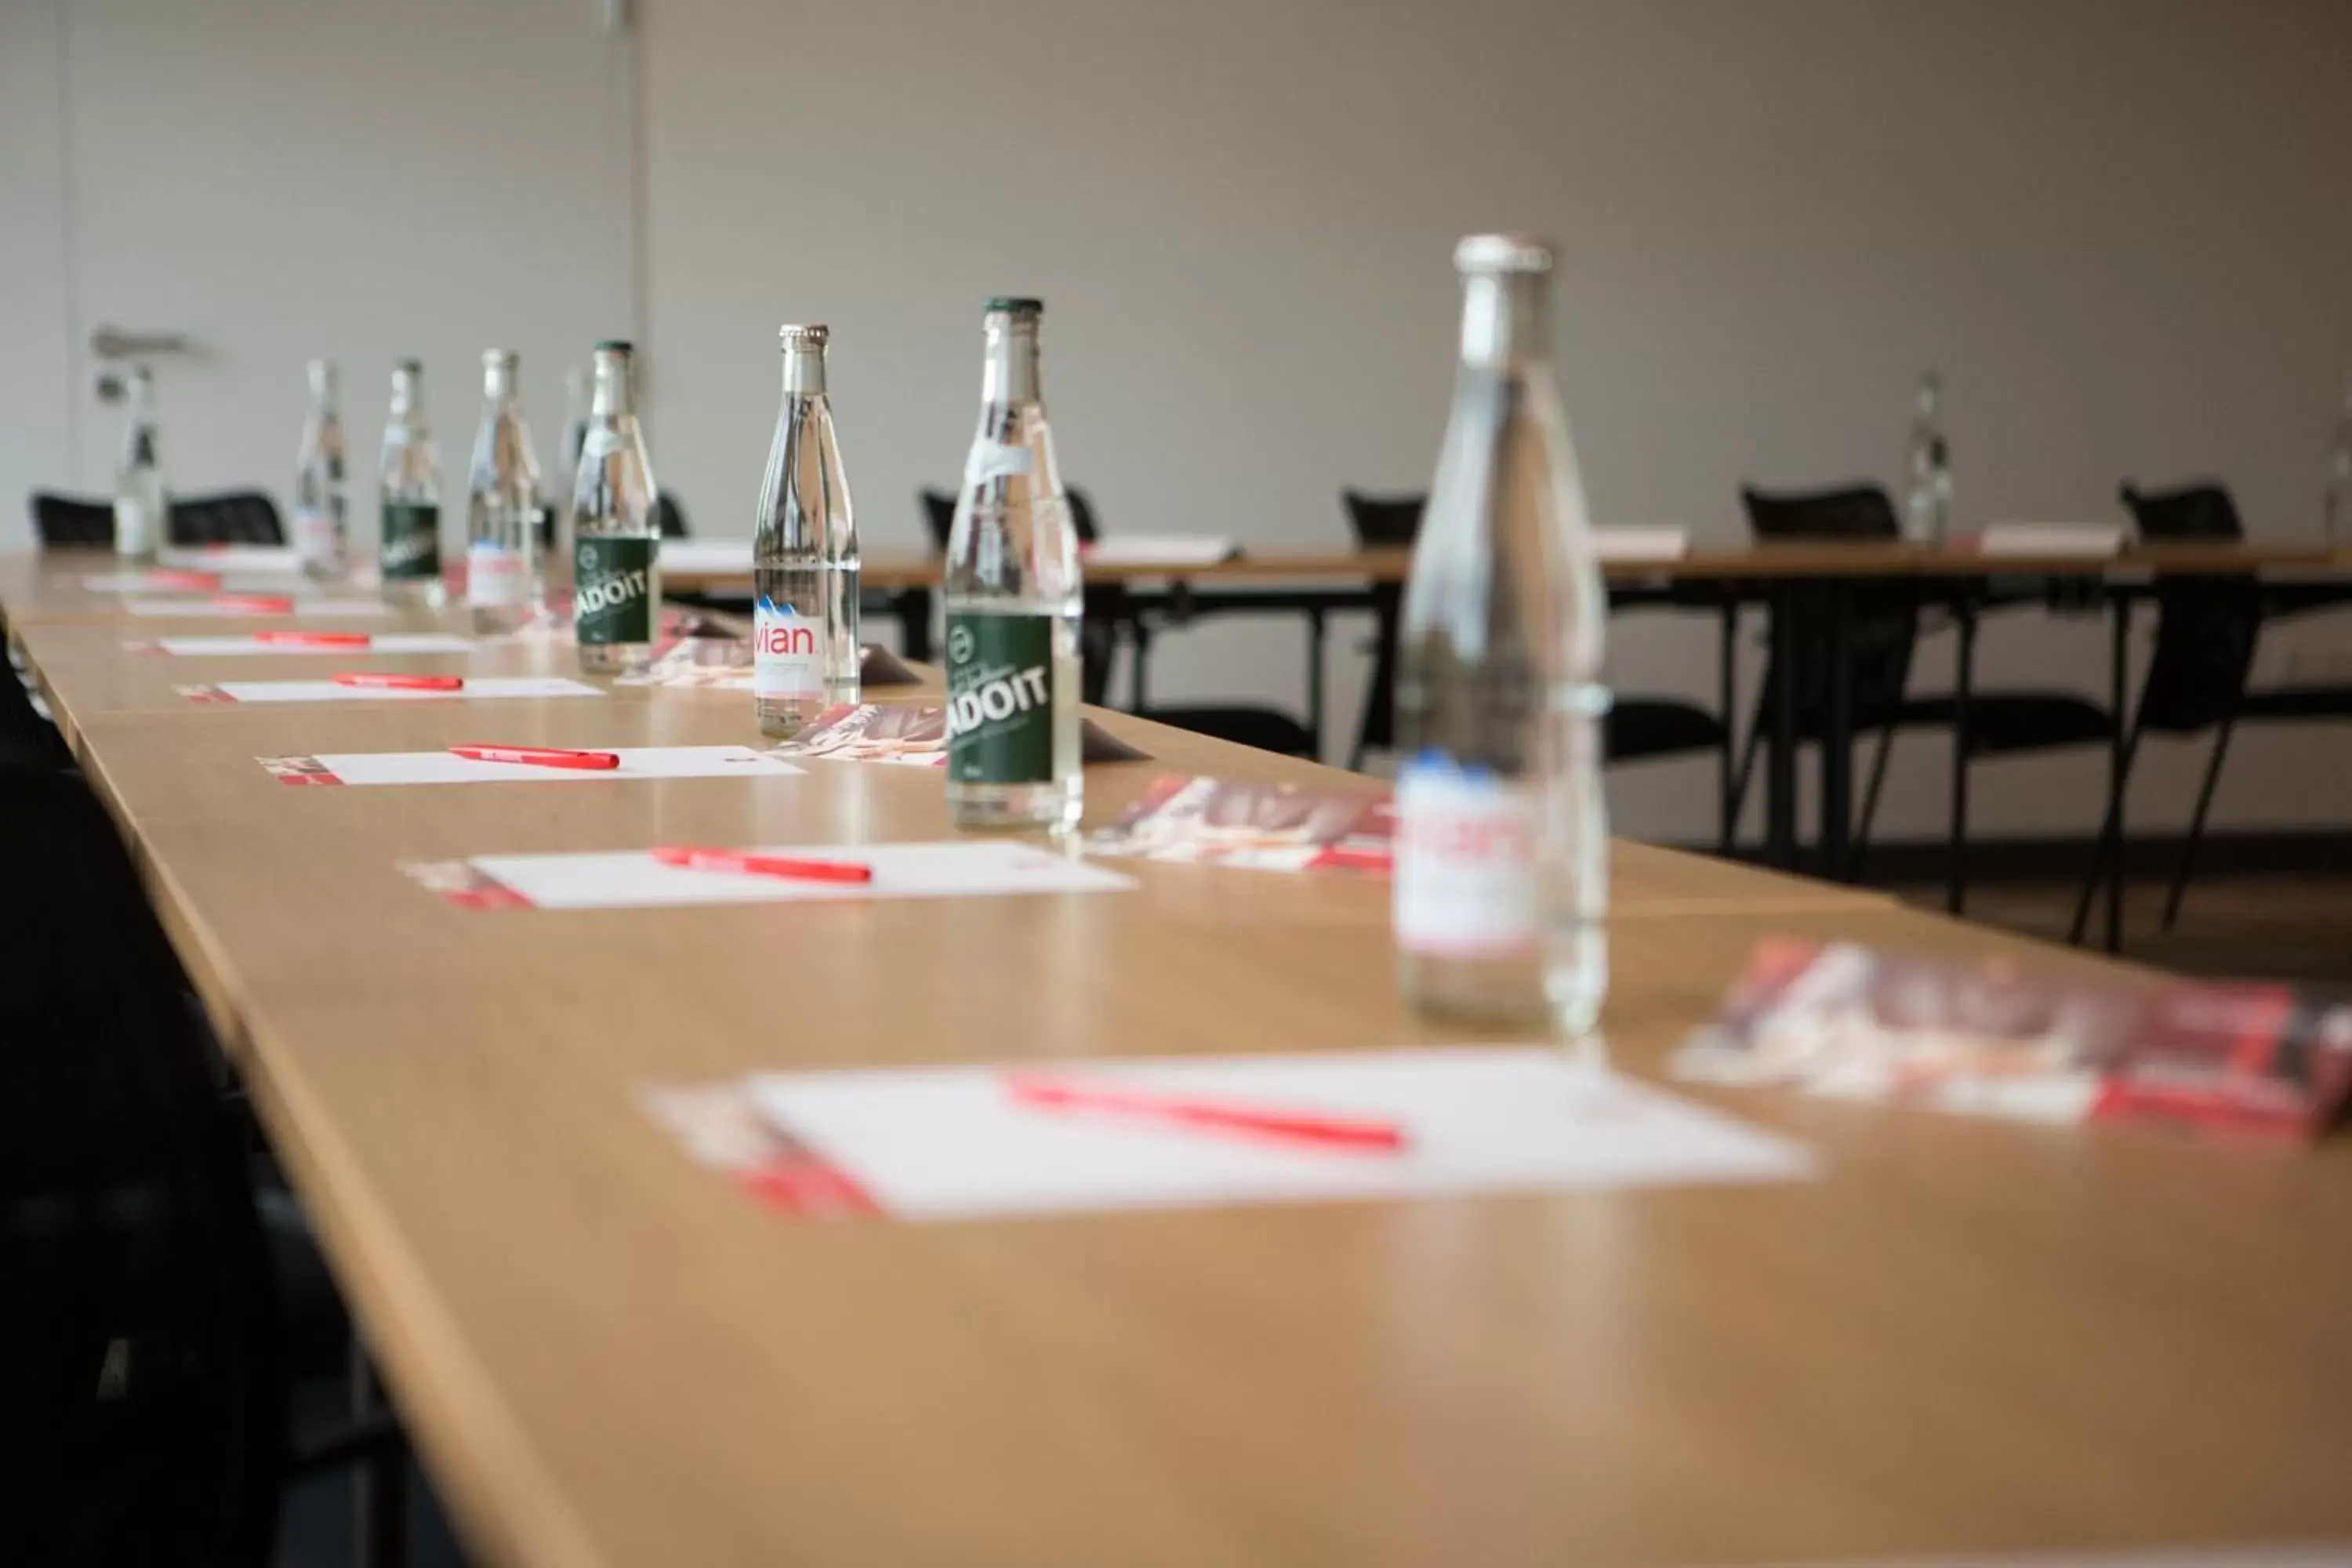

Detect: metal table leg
2107,589,2130,953
1949,587,1975,913
1305,607,1327,762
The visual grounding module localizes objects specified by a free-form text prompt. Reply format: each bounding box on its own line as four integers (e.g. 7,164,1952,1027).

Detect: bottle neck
980,322,1042,408
481,362,517,409
590,354,633,419
780,343,828,399
390,371,423,423
309,365,338,414
1456,272,1546,371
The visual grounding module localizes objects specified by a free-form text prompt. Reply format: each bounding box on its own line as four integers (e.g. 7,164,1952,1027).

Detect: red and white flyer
1673,938,2352,1139
773,704,1147,766
1090,774,1393,873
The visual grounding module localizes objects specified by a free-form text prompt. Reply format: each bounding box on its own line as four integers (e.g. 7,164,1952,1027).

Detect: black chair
2108,481,2352,931
921,488,1316,755
655,491,691,539
0,764,284,1567
171,491,285,546
1342,490,1732,808
31,491,115,546
1729,484,2125,913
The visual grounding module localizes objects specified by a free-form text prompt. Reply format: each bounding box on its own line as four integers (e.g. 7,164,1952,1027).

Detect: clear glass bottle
753,325,861,738
2325,375,2352,547
570,341,660,675
292,359,347,578
113,365,165,562
379,358,444,603
942,298,1083,833
1902,370,1951,543
1395,234,1609,1034
464,350,543,634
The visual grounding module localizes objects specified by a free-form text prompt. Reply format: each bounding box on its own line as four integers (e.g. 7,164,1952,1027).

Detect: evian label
294,504,342,567
754,601,822,699
466,541,529,608
1394,754,1540,957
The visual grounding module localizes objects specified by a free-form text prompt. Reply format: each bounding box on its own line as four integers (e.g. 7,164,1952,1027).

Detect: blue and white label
1394,753,1541,957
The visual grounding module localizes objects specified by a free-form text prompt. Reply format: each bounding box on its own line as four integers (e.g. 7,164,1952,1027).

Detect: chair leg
1716,597,1739,853
1851,728,1893,879
2068,723,2142,946
2162,718,2235,932
1723,714,1763,850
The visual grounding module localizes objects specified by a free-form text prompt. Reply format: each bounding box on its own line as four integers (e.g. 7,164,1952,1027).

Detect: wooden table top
9,578,2352,1567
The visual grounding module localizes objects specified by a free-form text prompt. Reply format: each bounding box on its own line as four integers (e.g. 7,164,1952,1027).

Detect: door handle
90,325,192,360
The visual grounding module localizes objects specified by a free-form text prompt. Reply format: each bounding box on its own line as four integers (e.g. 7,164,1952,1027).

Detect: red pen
334,673,463,691
448,744,621,771
152,569,221,590
255,630,371,648
212,593,296,613
1004,1075,1408,1154
652,845,874,884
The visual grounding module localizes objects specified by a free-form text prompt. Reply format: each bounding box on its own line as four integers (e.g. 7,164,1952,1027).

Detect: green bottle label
575,535,657,644
946,613,1056,785
381,503,440,579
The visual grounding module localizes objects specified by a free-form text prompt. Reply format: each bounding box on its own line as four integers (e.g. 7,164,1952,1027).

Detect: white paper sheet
125,597,390,618
85,571,360,595
140,633,476,656
1976,522,2127,557
185,676,603,706
263,745,804,786
1083,535,1242,567
158,545,306,573
657,538,755,574
721,1050,1810,1221
1591,524,1693,562
437,839,1134,910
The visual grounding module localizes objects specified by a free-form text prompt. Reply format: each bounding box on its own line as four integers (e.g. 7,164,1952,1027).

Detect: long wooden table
7,561,2352,1566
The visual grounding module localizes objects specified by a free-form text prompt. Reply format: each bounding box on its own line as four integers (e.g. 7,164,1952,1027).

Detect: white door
0,0,637,548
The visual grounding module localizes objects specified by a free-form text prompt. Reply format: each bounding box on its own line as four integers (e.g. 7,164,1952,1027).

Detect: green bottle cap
983,297,1043,316
593,339,634,354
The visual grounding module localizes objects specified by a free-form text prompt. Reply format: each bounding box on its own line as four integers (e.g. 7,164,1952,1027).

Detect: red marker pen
1005,1075,1408,1154
212,594,296,614
448,744,621,771
652,845,874,884
255,630,371,648
334,673,463,691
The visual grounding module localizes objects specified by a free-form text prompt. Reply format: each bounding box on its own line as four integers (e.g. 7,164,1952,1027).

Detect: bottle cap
394,356,423,372
482,348,518,368
983,297,1044,317
593,339,634,354
1452,234,1554,274
779,324,830,346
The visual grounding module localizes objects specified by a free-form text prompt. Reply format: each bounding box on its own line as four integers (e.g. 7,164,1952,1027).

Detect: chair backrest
655,491,691,539
1738,483,1918,725
169,491,284,546
30,492,114,547
2119,481,2243,541
0,768,281,1567
1341,490,1424,550
1739,483,1901,540
919,486,1100,550
2133,577,2263,734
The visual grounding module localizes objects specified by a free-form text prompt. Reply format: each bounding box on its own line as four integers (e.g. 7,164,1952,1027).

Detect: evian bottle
1394,234,1609,1033
753,325,859,737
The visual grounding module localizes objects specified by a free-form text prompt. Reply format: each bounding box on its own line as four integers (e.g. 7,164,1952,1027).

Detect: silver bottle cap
1453,234,1554,275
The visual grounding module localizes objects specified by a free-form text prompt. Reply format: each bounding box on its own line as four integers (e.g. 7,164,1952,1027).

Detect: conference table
5,548,2352,1568
663,535,2352,945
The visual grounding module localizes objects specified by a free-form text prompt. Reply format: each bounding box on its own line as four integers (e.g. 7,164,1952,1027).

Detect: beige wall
641,0,2352,841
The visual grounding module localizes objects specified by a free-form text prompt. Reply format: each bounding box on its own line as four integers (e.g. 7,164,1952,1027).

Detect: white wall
0,0,637,550
642,0,2352,841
